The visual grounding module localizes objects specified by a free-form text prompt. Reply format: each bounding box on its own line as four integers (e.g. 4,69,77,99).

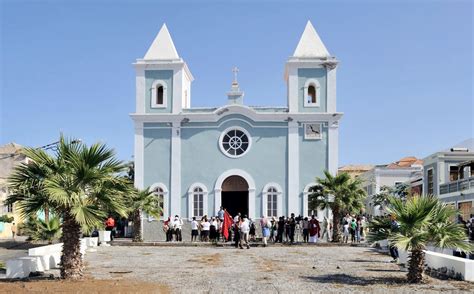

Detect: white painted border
150,80,168,108
149,182,169,221
261,182,283,217
302,183,316,218
303,78,321,107
187,182,208,219
131,103,343,123
218,126,252,159
302,183,329,219
303,123,322,140
214,169,256,219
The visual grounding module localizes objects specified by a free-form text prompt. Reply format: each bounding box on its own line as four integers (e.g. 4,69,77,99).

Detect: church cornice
130,104,343,124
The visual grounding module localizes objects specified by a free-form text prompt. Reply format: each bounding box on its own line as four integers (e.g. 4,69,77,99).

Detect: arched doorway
221,175,249,217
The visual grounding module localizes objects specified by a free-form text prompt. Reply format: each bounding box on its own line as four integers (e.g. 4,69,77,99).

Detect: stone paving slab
85,245,474,293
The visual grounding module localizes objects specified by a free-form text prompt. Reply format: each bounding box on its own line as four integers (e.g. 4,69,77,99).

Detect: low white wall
6,257,45,279
7,237,99,279
425,251,474,282
397,249,474,282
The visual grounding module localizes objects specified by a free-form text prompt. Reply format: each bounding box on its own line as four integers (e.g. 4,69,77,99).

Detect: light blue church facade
131,22,342,238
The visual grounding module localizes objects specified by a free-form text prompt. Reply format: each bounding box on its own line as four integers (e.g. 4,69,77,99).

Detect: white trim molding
187,182,208,219
149,182,169,221
303,78,321,108
131,103,343,123
303,183,330,219
214,169,256,219
262,182,283,218
302,183,316,218
151,80,168,108
219,126,252,159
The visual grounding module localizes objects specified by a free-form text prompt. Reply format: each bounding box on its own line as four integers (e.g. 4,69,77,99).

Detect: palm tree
372,183,410,208
7,137,130,279
128,188,162,242
308,171,366,242
23,216,62,244
373,195,472,283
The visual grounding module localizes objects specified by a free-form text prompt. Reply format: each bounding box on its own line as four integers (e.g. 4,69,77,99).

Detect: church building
131,21,342,240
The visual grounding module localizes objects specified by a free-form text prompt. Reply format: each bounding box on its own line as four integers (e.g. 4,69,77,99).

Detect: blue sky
1,0,472,165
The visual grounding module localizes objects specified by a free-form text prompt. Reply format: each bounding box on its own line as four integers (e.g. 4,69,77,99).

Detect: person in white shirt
343,221,350,243
201,217,211,242
210,217,218,242
191,217,199,242
173,215,183,241
239,215,250,249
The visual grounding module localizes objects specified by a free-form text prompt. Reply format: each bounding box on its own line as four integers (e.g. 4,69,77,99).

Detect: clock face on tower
304,123,322,140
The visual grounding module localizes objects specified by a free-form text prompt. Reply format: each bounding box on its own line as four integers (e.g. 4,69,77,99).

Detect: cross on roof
232,66,239,83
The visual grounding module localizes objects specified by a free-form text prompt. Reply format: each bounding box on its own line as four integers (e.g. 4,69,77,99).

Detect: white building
359,157,423,216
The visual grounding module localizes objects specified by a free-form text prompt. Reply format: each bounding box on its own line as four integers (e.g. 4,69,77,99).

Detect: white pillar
326,66,337,113
288,121,300,215
287,66,298,113
328,121,339,176
214,188,222,215
134,122,144,189
170,122,181,217
134,121,145,238
172,69,183,114
135,68,145,113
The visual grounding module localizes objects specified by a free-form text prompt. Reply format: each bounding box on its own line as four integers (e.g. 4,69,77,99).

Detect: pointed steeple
143,24,180,60
293,21,330,58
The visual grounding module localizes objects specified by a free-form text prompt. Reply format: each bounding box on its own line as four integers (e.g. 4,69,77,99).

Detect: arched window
262,183,282,217
304,79,321,107
153,187,165,217
307,85,316,104
266,187,278,217
193,187,204,217
156,86,164,105
151,80,167,108
188,183,208,218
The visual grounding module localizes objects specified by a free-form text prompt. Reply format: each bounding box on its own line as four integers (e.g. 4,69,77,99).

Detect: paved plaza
81,245,472,293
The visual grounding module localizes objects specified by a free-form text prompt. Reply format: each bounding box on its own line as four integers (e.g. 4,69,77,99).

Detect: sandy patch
0,279,170,294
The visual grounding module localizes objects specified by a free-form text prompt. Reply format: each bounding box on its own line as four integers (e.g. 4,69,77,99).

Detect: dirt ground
0,279,169,294
1,245,473,293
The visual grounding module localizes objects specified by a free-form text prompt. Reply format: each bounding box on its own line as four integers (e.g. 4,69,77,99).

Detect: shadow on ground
302,274,406,286
348,259,385,263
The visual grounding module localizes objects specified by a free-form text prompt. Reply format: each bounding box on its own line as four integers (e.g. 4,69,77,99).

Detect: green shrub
0,215,14,223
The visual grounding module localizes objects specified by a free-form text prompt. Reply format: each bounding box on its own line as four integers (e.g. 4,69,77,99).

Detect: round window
219,127,251,158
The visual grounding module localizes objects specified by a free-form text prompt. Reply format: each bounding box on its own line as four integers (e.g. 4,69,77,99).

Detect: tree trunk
60,211,83,279
332,207,341,242
44,206,49,223
132,209,142,242
407,249,425,283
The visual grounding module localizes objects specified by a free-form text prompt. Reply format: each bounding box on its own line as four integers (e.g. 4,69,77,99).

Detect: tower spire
293,21,330,58
143,23,180,60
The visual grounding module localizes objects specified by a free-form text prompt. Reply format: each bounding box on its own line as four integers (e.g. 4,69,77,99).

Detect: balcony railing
439,176,474,195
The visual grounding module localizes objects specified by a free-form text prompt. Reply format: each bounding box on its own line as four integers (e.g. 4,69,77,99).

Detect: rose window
220,128,251,158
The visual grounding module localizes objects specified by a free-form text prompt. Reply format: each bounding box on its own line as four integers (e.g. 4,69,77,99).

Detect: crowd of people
160,207,370,248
